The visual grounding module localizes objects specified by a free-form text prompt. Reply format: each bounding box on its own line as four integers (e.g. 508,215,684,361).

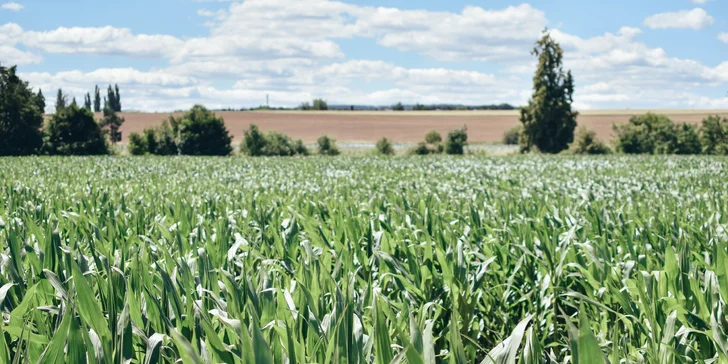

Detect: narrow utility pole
266,94,269,108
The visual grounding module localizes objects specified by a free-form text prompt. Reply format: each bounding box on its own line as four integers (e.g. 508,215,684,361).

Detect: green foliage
0,64,44,155
35,89,45,114
503,125,522,145
93,85,101,113
407,142,439,155
673,122,701,155
568,126,611,154
54,89,67,113
392,102,405,111
100,106,125,144
242,124,308,157
699,115,728,155
614,113,700,155
0,156,727,362
141,119,179,155
375,137,395,155
445,125,468,155
43,103,109,155
175,105,232,156
83,93,92,110
127,132,147,155
424,130,442,144
519,31,578,154
317,135,340,155
312,98,328,110
106,84,121,112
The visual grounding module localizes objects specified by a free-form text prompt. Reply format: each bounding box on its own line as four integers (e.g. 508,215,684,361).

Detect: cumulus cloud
719,33,728,44
643,8,714,30
1,2,23,11
3,0,727,110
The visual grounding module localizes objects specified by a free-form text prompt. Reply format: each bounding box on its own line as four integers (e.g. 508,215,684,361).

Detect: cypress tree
84,92,92,110
114,84,121,112
93,85,101,112
36,89,45,114
519,30,578,154
55,89,67,113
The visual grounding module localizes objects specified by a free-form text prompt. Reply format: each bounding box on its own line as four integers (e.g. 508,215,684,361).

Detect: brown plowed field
113,110,728,144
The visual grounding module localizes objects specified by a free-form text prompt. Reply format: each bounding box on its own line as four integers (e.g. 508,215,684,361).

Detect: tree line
0,63,127,155
3,29,728,157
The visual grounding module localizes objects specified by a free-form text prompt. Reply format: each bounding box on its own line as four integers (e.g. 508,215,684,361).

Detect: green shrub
128,132,147,155
407,142,442,155
568,126,610,154
317,135,340,156
503,125,521,145
392,102,405,111
242,124,309,157
700,115,728,155
424,130,442,144
673,123,701,155
375,137,395,155
445,126,468,155
614,113,702,155
175,105,232,156
312,99,328,110
293,139,309,156
43,103,109,155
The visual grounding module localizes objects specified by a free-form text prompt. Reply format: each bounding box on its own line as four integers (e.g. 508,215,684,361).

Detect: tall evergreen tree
36,89,45,114
0,64,44,155
93,85,101,112
84,93,92,110
55,89,67,113
101,103,125,144
518,30,578,154
114,84,121,112
71,97,78,107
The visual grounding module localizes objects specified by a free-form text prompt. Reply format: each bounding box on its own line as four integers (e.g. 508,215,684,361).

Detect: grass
0,155,727,363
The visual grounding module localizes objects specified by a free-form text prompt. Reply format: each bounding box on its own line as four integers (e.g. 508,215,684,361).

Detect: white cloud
719,33,728,43
2,0,727,110
1,2,23,11
643,8,714,30
18,25,184,58
691,0,708,4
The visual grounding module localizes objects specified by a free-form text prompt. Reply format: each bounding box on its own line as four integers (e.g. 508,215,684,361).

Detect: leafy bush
0,65,44,155
242,124,309,156
375,137,395,155
127,132,147,155
614,113,700,155
392,102,405,111
43,103,109,155
175,105,232,156
568,126,611,154
131,119,179,156
293,139,310,156
312,99,328,110
424,130,442,144
503,125,521,145
100,106,125,144
317,135,340,156
407,142,439,155
700,115,728,155
445,126,468,155
673,123,701,155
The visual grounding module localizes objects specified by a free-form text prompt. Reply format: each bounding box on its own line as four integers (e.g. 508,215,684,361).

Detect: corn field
1,156,728,363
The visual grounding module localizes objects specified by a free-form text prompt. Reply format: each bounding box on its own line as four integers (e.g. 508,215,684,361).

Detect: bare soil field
114,110,728,144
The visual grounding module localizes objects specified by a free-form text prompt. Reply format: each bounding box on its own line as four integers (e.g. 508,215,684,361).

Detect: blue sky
1,0,727,111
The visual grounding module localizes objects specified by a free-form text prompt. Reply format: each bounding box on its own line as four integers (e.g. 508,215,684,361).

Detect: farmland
1,156,728,363
113,109,728,144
